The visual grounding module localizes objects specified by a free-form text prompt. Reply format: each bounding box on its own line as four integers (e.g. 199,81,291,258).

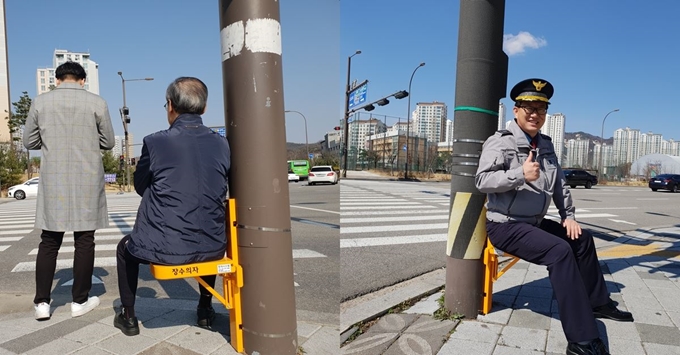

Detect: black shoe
567,338,610,355
593,300,634,322
114,312,140,336
197,306,216,328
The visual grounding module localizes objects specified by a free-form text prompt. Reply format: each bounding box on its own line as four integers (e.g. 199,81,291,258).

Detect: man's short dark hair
55,61,87,81
165,77,208,115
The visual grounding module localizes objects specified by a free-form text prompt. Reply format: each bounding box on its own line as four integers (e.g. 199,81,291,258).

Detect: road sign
104,174,117,183
403,144,407,151
348,81,368,109
309,154,314,159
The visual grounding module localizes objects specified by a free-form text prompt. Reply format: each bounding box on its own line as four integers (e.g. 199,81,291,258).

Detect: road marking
0,245,10,252
341,209,447,216
341,202,422,206
636,198,669,201
0,237,23,242
341,234,447,248
0,229,33,235
292,249,326,258
608,219,637,225
0,224,35,230
341,223,448,234
290,217,339,229
546,213,617,220
598,243,680,259
28,244,118,255
12,257,118,272
290,205,340,215
341,215,449,224
341,205,437,211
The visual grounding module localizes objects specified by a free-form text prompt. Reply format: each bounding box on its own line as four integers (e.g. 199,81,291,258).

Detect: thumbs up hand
523,150,540,182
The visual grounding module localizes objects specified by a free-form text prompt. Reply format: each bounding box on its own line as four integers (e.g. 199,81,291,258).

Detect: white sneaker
34,302,50,320
71,296,100,317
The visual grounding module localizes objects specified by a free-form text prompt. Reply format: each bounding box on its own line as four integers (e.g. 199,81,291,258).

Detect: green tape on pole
454,106,498,117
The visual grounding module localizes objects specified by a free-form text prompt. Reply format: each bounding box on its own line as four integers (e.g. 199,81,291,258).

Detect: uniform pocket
501,149,518,170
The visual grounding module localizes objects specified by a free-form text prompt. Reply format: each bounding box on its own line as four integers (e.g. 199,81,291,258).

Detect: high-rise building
444,119,453,145
0,0,10,143
639,132,663,157
662,139,680,156
565,137,590,168
541,113,566,165
497,102,506,130
593,143,614,173
113,134,134,158
36,49,100,95
613,127,641,165
412,101,447,144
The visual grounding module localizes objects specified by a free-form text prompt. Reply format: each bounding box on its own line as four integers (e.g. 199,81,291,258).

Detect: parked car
8,177,40,200
648,174,680,192
563,169,598,189
288,170,300,183
307,165,338,185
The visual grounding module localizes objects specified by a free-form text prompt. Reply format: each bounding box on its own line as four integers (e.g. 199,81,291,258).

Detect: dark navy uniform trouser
487,219,610,343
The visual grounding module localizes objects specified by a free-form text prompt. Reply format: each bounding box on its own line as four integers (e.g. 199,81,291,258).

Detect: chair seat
150,257,235,280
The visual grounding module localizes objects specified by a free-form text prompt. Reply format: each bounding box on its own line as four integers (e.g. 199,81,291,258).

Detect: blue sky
341,0,680,141
6,0,340,156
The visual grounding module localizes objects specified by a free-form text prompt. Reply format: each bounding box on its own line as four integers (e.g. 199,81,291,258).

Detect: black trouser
34,230,96,305
487,219,610,343
116,235,217,308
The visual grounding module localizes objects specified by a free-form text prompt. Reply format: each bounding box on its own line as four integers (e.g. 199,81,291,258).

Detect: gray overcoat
23,82,116,232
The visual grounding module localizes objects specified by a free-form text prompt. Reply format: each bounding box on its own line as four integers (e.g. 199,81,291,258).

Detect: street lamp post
284,110,309,162
117,72,153,192
404,62,425,180
599,108,620,181
342,50,361,178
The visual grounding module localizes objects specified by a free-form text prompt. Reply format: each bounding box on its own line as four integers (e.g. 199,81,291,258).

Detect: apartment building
36,49,100,95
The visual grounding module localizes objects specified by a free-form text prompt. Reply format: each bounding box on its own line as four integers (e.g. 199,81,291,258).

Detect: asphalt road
340,180,680,301
0,182,339,324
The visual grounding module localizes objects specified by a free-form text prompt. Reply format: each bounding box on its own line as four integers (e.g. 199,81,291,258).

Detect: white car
8,177,40,200
288,172,300,182
307,166,338,185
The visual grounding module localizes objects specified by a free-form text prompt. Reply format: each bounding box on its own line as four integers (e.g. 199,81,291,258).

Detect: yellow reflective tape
446,192,471,256
462,206,487,259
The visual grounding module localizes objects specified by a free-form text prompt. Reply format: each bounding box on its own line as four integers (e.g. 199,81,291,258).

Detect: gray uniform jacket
475,120,575,225
23,82,116,232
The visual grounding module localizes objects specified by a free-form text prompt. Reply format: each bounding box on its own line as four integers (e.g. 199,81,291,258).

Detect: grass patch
432,293,465,321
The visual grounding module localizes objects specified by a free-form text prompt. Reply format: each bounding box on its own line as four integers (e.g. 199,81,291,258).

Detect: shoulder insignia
495,129,513,137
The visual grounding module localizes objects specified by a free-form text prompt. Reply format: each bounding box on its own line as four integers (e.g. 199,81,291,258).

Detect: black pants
34,230,96,305
116,235,217,308
487,219,610,343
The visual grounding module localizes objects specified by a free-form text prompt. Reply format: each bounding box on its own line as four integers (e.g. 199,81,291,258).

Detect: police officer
475,78,633,355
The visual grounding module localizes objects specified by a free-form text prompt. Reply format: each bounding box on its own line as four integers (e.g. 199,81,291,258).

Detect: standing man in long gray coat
23,61,115,321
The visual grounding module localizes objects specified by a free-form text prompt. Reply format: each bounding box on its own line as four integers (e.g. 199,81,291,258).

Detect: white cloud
503,31,547,56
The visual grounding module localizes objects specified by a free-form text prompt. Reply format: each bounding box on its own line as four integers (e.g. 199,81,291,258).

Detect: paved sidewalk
341,227,680,355
0,296,338,355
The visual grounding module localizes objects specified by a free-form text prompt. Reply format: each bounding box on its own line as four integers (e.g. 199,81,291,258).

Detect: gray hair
165,77,208,115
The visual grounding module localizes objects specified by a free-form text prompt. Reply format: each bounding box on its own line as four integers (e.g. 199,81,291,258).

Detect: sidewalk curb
339,268,445,337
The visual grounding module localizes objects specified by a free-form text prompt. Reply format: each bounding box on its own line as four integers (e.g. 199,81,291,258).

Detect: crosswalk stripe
341,223,448,234
0,229,33,235
12,257,118,272
341,215,449,224
341,201,422,206
293,249,326,258
28,244,118,255
0,245,10,252
341,209,447,216
341,234,447,248
341,205,437,211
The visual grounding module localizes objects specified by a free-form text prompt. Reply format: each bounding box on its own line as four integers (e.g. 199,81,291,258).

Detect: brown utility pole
219,1,297,353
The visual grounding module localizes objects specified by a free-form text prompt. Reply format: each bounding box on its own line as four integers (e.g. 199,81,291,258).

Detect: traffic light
394,90,409,99
376,98,389,106
333,126,341,131
363,104,375,112
130,158,136,166
119,155,125,170
122,107,129,115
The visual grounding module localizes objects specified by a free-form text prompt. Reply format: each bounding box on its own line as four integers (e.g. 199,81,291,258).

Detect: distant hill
564,131,612,145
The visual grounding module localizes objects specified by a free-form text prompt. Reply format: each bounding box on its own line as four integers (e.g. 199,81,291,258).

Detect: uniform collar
170,113,203,128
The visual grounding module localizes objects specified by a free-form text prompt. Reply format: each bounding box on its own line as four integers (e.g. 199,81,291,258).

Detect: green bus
287,160,310,180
